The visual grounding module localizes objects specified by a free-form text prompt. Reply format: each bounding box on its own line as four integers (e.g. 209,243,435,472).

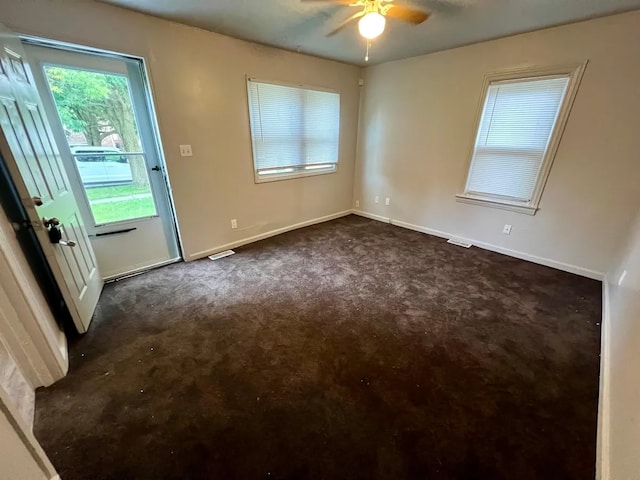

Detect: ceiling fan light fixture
358,11,386,39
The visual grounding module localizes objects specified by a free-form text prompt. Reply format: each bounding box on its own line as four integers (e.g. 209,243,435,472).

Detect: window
247,78,340,182
457,64,585,215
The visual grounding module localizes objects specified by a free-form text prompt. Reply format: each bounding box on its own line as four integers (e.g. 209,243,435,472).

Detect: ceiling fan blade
384,4,430,24
327,10,365,36
301,0,357,3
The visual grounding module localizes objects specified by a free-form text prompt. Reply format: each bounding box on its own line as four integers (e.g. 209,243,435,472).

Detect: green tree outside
45,67,148,186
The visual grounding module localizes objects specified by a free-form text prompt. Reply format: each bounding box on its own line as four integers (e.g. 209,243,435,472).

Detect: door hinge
11,219,43,232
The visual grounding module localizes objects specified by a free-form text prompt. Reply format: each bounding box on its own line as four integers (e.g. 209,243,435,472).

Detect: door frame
0,150,73,333
0,155,68,388
20,34,186,265
0,206,68,388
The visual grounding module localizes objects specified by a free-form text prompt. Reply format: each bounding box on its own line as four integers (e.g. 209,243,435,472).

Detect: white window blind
465,76,570,202
247,79,340,179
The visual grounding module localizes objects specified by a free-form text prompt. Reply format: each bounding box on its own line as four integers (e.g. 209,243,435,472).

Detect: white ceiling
99,0,640,65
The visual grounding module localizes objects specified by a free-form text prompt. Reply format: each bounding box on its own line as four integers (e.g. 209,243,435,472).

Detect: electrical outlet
503,224,512,235
231,219,237,229
355,200,360,208
179,144,193,157
375,196,379,204
385,197,390,206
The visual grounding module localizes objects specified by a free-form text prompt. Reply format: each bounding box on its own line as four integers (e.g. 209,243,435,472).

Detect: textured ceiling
99,0,640,65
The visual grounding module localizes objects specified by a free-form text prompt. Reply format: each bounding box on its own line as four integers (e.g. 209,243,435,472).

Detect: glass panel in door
42,65,158,226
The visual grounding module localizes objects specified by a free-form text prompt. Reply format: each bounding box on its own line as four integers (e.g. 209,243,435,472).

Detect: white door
23,45,181,280
0,24,102,333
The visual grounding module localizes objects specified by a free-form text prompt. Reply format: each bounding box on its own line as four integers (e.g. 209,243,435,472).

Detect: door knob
47,225,76,246
151,165,161,172
32,196,43,206
42,218,74,246
48,224,62,244
42,217,60,228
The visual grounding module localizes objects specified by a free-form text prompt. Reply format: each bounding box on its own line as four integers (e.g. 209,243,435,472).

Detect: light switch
179,145,193,157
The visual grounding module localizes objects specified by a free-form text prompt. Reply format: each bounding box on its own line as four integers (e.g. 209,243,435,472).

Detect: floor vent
208,250,235,261
447,239,472,248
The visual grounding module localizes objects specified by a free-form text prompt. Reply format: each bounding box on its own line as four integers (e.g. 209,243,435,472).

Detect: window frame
456,62,587,215
245,76,341,184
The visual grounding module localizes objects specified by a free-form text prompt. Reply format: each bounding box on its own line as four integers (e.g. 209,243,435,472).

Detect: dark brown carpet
34,215,602,480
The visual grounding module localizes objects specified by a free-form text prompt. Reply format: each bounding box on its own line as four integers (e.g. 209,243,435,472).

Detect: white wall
604,205,640,479
0,0,361,260
355,11,640,278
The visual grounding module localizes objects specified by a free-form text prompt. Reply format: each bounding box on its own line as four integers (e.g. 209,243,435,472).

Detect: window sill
254,166,336,184
455,194,538,216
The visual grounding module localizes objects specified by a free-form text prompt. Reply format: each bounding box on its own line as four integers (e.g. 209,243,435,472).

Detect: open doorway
24,42,181,281
0,25,182,332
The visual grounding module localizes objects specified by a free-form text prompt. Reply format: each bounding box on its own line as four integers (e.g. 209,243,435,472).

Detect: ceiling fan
303,0,430,40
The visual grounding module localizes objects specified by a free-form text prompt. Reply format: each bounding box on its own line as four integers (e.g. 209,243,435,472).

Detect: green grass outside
85,184,157,225
85,184,151,201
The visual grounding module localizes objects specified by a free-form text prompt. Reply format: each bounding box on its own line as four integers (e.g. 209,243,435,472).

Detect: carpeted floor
34,215,602,480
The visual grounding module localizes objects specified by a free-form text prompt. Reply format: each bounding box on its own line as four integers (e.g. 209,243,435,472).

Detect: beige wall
605,205,640,479
0,204,68,429
0,336,33,430
355,11,640,278
0,0,361,260
0,407,48,480
0,387,58,480
1,2,638,477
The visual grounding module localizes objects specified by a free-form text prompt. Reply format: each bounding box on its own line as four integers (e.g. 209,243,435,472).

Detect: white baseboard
189,209,604,280
351,210,390,223
596,278,611,480
187,210,353,261
388,218,604,280
390,219,451,241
